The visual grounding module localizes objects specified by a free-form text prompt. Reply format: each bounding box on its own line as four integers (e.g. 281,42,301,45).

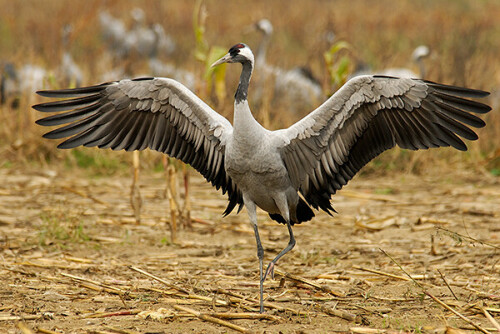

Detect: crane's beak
211,53,232,67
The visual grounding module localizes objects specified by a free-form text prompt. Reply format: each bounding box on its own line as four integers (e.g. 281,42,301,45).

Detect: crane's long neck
234,60,263,137
235,61,253,104
417,58,426,78
256,32,271,68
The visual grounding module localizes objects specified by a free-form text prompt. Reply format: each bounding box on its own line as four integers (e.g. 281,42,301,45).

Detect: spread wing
33,77,243,215
277,75,490,214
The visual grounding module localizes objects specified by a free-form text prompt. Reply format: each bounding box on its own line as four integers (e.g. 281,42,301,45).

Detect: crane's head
255,19,273,36
412,45,430,62
211,43,254,67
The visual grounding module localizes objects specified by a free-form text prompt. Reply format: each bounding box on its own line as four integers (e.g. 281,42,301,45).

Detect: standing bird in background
60,25,83,88
377,45,430,78
124,8,176,60
98,8,176,80
1,62,48,107
252,19,324,120
148,23,195,90
33,43,490,312
1,63,19,106
98,10,127,58
352,45,430,79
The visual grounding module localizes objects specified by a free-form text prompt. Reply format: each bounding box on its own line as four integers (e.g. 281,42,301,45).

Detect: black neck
235,60,253,103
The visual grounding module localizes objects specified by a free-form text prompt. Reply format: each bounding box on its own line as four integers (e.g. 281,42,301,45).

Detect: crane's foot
262,221,295,282
263,261,275,281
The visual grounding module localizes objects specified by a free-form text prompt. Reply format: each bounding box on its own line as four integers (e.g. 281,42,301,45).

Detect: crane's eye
228,43,245,57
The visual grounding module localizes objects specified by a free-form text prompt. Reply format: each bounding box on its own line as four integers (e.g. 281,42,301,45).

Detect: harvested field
1,167,498,333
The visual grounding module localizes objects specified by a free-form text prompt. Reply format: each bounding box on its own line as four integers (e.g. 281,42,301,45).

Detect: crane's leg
263,221,295,281
130,151,142,224
263,196,296,280
181,164,192,229
245,199,265,313
165,158,178,244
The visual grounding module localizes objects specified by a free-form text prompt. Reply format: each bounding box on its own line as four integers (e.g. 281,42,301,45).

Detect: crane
1,62,47,107
252,19,324,117
60,25,83,87
33,43,490,313
377,45,430,78
352,45,430,79
1,63,19,106
98,10,128,59
124,8,176,59
148,23,195,91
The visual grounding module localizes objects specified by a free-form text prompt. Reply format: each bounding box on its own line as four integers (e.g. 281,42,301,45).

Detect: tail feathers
268,198,315,225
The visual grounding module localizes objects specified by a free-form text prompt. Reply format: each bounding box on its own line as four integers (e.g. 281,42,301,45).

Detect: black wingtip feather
425,80,491,99
36,84,109,98
435,92,492,115
32,94,101,113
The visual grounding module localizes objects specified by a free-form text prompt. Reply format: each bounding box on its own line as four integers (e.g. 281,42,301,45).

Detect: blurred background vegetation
0,0,498,177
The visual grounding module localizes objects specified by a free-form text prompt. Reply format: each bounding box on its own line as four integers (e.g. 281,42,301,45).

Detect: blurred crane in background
1,62,48,107
252,19,324,123
1,63,19,107
60,25,83,88
99,8,176,72
124,8,176,60
352,45,430,79
99,10,128,59
148,23,195,90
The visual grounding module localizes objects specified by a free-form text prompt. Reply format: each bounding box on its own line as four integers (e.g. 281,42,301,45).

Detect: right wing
33,77,243,215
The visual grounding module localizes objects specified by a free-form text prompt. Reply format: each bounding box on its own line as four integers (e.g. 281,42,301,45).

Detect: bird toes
263,262,275,281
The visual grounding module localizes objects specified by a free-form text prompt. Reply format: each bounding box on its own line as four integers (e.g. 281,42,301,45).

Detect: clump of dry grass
0,0,498,175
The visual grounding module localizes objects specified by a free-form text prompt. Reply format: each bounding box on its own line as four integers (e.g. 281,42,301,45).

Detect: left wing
275,75,490,214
